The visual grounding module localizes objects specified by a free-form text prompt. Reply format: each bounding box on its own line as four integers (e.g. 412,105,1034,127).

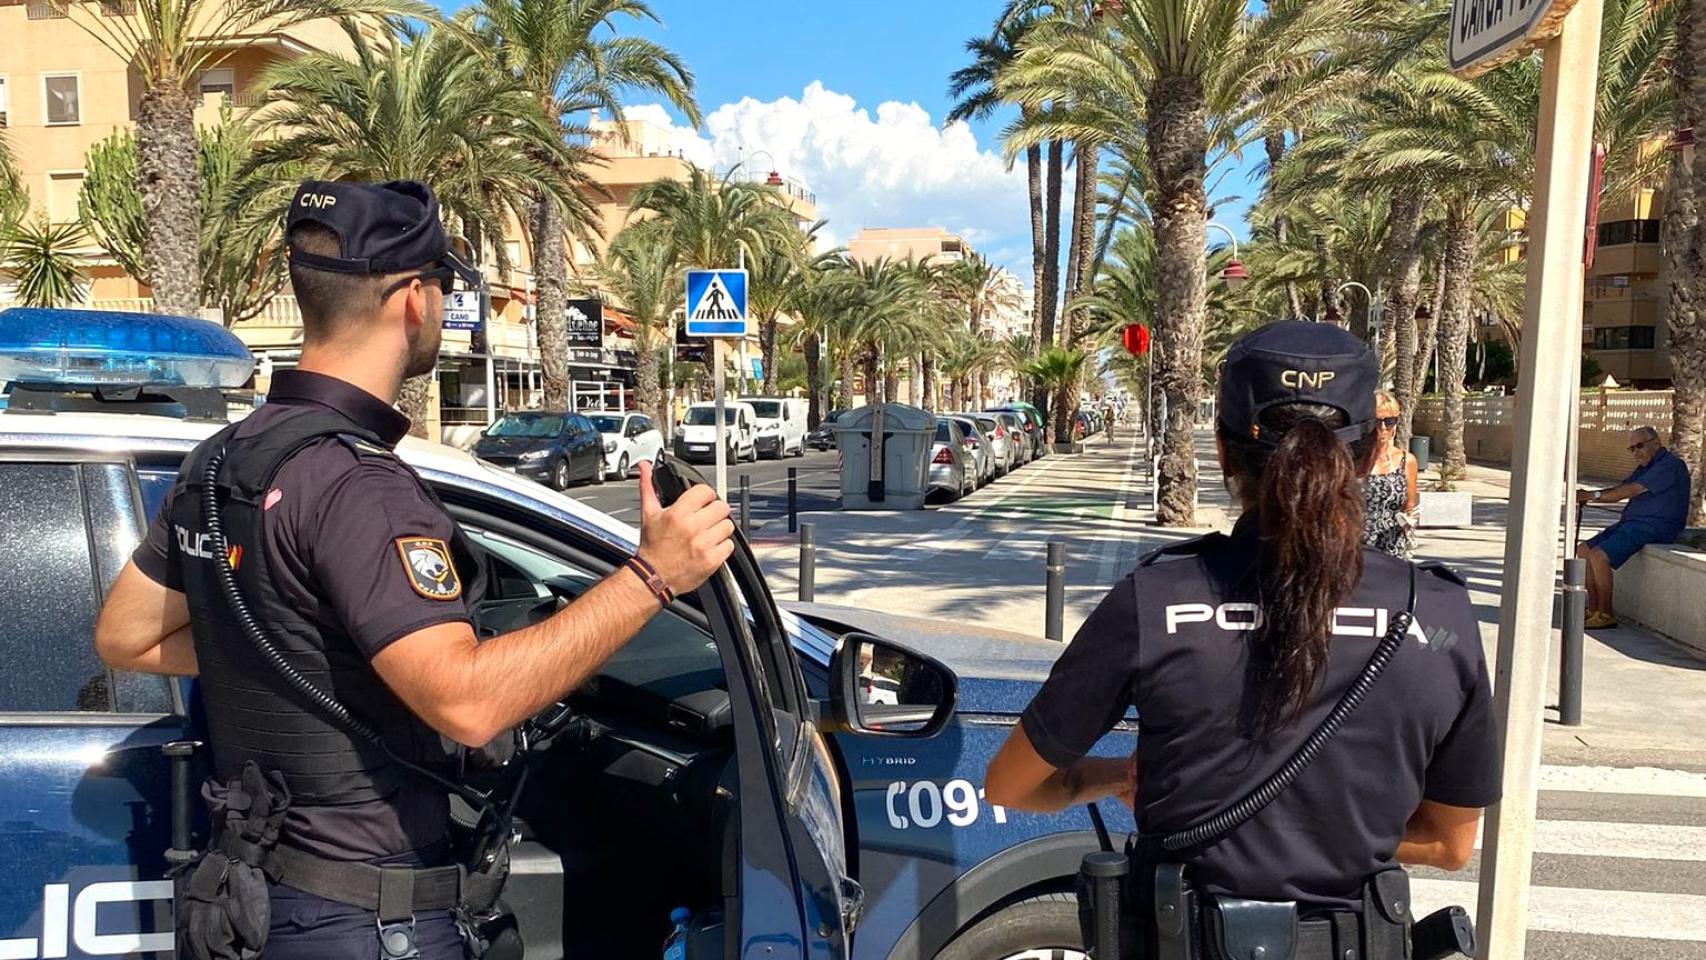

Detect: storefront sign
565,299,604,364
443,291,482,331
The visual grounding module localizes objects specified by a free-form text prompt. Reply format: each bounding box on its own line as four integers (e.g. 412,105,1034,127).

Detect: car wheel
591,456,605,485
933,892,1084,960
551,457,572,491
617,454,630,479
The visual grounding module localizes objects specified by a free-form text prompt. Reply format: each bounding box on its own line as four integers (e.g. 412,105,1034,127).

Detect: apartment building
846,226,969,267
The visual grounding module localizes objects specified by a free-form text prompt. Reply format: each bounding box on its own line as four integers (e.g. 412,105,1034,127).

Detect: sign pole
1474,2,1601,957
714,337,728,500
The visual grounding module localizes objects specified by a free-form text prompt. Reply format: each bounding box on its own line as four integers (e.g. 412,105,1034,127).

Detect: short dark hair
287,221,389,341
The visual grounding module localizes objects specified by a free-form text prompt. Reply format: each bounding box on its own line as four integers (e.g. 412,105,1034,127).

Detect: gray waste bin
835,403,933,510
1409,435,1431,473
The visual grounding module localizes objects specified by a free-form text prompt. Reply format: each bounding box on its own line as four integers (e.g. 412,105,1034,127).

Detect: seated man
1575,426,1692,628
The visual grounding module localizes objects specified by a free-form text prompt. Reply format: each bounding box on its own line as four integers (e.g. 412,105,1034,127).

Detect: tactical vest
172,407,486,805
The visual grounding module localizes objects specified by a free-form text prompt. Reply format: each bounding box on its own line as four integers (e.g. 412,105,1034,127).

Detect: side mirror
827,633,956,738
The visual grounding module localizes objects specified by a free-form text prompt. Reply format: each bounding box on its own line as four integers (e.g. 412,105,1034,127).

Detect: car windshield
588,415,623,433
747,400,783,419
823,410,842,423
685,406,739,425
486,414,563,438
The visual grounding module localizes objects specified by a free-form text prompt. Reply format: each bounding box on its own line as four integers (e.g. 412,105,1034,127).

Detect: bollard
788,467,798,534
739,474,751,536
1045,541,1066,642
799,522,816,603
1559,557,1586,726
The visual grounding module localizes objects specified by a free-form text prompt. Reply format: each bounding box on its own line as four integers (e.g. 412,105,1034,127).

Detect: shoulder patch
396,537,462,600
1138,532,1229,567
1417,560,1467,587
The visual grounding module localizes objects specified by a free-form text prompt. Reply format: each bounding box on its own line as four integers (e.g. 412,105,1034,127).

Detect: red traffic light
1122,323,1150,356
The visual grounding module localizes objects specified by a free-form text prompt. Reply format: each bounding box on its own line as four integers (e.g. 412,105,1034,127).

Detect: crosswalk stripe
1538,765,1706,798
1411,878,1706,942
1474,819,1706,862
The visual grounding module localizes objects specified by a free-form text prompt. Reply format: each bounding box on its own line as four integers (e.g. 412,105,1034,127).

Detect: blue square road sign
685,269,749,337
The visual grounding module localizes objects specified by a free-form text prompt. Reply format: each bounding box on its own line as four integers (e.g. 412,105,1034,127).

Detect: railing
1413,389,1676,480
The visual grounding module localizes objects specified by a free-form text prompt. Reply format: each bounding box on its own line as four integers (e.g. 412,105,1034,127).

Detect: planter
1053,441,1085,454
1416,490,1473,528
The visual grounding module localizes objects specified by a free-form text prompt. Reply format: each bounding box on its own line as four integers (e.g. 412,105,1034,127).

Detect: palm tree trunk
1063,139,1098,347
1382,193,1426,445
921,355,936,412
1149,75,1209,526
1413,254,1446,394
1041,139,1064,347
760,313,779,394
1266,132,1304,322
978,369,990,409
909,353,924,406
136,84,201,316
805,331,823,428
1684,0,1706,523
397,375,434,440
1437,208,1476,481
838,346,855,410
862,345,880,406
1315,235,1333,319
1026,132,1046,348
531,197,570,409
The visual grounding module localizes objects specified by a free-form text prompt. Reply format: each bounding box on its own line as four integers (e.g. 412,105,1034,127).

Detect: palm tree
748,221,823,395
1666,2,1704,521
469,0,699,410
247,20,585,433
0,130,25,235
937,253,1020,405
787,254,858,426
1023,346,1087,446
579,219,680,427
2,218,89,307
44,0,425,316
843,258,929,404
1001,0,1358,523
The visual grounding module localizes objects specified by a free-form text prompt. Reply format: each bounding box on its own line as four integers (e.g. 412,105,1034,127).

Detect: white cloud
622,83,1031,274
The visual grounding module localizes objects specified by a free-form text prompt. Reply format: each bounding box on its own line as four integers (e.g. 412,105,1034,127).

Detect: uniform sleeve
304,460,473,659
132,482,184,591
1422,586,1502,808
1019,574,1141,769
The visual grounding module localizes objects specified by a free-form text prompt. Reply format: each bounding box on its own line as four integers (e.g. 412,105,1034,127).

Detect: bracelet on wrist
625,554,674,609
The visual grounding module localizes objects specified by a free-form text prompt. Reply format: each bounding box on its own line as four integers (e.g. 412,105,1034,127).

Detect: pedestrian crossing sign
685,269,749,337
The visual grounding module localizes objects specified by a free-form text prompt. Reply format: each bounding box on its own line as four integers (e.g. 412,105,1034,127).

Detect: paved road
566,448,843,527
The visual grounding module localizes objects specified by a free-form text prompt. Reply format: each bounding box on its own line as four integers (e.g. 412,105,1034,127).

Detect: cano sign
1448,0,1580,78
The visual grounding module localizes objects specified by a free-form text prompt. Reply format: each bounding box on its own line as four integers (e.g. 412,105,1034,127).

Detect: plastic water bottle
662,907,690,960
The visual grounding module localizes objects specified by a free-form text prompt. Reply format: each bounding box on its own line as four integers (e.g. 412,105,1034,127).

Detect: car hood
781,601,1061,716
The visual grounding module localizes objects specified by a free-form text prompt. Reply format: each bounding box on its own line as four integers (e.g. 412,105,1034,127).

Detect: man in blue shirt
1576,426,1692,628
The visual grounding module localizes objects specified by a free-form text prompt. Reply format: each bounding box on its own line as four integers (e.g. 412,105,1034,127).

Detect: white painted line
1538,765,1706,799
1097,431,1144,586
1411,878,1706,942
1472,819,1706,862
878,454,1075,563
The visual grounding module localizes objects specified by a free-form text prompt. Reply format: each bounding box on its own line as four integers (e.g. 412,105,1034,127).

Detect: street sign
1448,0,1580,78
443,291,482,331
685,269,749,337
1121,323,1150,356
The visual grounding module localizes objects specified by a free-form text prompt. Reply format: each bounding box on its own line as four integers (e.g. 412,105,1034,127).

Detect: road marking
1538,765,1706,798
878,456,1075,563
1096,430,1144,586
1411,878,1706,942
1472,819,1706,862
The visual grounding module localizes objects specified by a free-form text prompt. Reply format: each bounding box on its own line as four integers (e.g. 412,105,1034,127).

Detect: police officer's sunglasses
381,265,457,298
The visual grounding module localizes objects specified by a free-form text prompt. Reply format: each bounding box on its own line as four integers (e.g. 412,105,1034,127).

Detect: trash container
835,403,934,510
1410,434,1431,473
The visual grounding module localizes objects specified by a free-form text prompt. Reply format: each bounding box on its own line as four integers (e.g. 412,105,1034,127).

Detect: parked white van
673,400,757,463
745,397,808,459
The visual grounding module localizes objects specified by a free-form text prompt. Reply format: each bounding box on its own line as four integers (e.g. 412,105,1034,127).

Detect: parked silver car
945,414,996,486
992,411,1033,464
929,418,976,500
971,414,1018,474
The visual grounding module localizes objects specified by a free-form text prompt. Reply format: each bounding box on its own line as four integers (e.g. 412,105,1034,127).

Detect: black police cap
285,180,479,287
1218,320,1377,446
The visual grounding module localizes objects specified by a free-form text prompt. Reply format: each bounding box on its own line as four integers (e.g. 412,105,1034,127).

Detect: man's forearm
102,626,199,677
1596,482,1644,504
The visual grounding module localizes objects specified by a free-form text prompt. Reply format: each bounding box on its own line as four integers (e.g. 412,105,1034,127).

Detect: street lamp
1335,280,1380,337
1206,222,1248,291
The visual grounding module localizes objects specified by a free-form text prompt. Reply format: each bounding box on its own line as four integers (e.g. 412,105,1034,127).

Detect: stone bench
1613,542,1706,657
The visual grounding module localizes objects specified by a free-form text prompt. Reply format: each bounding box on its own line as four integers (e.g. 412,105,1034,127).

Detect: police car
0,309,1136,960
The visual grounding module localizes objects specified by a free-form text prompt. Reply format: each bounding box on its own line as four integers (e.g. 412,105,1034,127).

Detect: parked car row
929,406,1047,502
671,396,809,464
474,411,668,489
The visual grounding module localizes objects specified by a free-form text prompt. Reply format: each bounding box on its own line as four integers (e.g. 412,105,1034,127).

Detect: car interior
458,521,743,960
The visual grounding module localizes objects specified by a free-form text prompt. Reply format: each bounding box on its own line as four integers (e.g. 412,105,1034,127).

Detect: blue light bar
0,307,254,389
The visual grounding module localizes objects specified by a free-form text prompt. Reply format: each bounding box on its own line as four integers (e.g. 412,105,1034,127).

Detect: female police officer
985,321,1499,958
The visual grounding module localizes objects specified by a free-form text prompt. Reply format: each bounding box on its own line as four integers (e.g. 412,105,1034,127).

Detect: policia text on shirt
92,180,738,960
985,322,1499,960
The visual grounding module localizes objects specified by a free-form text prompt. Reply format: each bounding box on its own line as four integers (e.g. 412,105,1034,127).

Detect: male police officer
92,180,736,959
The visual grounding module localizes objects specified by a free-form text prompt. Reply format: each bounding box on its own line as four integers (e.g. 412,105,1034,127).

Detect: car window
588,414,622,434
0,461,172,714
747,400,782,419
487,414,565,438
935,421,951,442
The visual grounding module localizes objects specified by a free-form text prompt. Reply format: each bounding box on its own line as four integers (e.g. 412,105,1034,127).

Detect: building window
47,171,84,223
198,67,235,102
0,77,8,128
26,0,68,19
1592,326,1658,351
43,74,80,126
100,0,136,15
1595,219,1660,247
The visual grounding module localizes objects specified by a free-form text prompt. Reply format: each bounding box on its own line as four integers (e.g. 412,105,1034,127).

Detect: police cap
1218,320,1377,445
285,180,479,288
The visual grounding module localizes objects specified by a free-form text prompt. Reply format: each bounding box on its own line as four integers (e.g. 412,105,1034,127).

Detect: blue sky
433,0,1261,281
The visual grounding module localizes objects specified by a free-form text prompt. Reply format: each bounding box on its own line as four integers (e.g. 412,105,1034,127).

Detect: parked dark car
474,411,605,490
807,408,845,450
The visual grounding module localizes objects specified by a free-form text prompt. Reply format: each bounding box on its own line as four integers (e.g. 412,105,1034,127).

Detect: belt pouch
1362,869,1412,960
1205,896,1297,960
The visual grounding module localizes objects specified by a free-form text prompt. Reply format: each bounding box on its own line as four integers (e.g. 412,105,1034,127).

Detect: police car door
0,454,183,960
664,469,855,958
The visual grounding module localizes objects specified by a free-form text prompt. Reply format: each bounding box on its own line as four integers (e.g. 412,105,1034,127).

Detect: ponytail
1220,404,1376,735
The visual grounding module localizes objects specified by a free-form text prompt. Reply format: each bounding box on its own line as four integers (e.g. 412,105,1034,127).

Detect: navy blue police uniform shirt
134,369,473,862
1021,515,1501,911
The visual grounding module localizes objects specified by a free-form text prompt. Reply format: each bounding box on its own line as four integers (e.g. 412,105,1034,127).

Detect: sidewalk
756,430,1706,772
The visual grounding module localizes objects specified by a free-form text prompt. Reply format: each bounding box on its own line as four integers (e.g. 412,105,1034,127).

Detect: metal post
739,474,752,535
1476,4,1604,956
1559,558,1586,726
799,522,816,603
787,466,798,533
1045,541,1066,642
714,339,728,499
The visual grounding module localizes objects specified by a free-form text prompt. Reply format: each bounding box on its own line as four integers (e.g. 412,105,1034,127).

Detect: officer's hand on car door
635,460,736,597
